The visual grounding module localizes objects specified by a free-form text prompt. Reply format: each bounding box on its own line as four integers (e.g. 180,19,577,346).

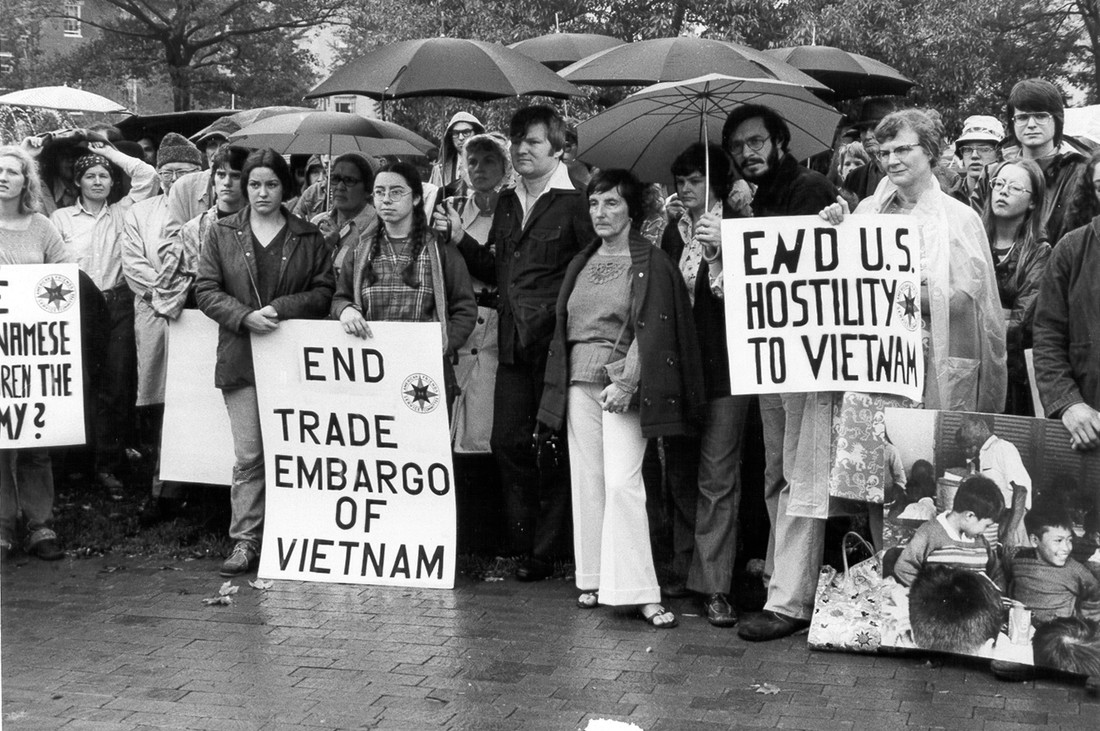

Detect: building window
63,2,83,38
334,101,352,113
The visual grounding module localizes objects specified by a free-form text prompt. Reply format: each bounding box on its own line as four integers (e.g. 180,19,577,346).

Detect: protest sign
254,320,456,589
159,311,234,485
0,263,84,447
721,214,923,401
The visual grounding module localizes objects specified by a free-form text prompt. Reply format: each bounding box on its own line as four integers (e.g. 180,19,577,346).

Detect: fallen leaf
159,566,182,572
483,576,504,582
248,579,273,590
751,682,781,695
218,581,239,596
98,565,124,573
202,596,232,606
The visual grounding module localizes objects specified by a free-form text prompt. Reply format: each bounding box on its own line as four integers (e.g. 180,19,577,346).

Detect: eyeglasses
1013,112,1053,125
958,144,995,157
373,187,411,201
875,144,919,163
331,175,362,188
991,178,1032,196
451,127,476,138
727,136,769,155
157,168,199,181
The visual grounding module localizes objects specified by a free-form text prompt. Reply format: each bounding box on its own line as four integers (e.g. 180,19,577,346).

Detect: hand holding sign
338,306,373,340
819,196,851,226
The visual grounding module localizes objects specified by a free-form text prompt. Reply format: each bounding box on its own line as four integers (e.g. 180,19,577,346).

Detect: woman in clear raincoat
800,109,1007,546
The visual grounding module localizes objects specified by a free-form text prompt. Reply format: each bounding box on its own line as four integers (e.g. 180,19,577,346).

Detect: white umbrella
0,86,130,114
577,73,842,188
227,111,433,157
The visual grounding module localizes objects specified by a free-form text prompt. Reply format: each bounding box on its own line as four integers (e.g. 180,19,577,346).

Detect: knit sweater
0,213,68,264
1007,548,1100,624
893,513,1003,589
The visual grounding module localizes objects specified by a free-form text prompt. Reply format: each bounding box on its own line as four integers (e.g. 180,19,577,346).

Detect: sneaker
28,538,64,561
220,541,259,577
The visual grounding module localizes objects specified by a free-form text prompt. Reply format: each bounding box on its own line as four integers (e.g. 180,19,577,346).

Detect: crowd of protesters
4,76,1100,650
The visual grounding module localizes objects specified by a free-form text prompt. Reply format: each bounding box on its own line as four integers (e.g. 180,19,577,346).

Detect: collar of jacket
214,205,312,236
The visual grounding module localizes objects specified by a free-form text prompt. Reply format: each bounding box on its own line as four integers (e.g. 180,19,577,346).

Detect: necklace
588,259,629,285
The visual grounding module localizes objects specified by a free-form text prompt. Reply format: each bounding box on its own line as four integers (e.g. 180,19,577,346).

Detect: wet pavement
2,554,1098,730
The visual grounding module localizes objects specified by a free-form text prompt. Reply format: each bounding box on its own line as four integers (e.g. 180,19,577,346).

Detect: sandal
577,591,599,609
640,603,678,629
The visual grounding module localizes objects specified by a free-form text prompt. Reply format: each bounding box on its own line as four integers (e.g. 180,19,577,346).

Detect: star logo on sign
34,274,77,313
894,281,919,332
401,373,440,414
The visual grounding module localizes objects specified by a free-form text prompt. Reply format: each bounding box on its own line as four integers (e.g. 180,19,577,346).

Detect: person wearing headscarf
49,141,157,494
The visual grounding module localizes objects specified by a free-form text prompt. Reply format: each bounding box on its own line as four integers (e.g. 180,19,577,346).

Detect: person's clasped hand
599,383,632,414
431,198,463,245
243,305,279,334
694,211,723,260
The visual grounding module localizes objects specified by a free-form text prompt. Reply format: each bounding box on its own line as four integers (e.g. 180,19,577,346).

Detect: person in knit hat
121,131,203,523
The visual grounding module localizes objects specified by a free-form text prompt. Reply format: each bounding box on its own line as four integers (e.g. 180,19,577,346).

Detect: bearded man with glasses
1008,78,1087,244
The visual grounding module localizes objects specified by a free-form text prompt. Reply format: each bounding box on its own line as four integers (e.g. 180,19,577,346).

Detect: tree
56,0,350,110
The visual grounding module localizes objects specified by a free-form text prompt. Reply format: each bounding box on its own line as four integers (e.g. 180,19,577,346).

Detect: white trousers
567,383,660,606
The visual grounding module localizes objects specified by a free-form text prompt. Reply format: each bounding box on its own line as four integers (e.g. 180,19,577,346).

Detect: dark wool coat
537,231,705,439
1034,218,1100,416
195,207,334,390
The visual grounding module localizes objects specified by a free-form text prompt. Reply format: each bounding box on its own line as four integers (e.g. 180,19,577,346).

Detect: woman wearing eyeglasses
332,161,476,407
310,153,378,278
982,160,1051,416
823,108,1006,413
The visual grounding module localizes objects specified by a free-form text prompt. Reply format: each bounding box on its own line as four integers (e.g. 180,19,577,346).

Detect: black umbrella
764,46,914,100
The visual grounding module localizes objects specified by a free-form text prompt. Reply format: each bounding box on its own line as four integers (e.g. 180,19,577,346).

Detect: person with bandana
50,142,157,494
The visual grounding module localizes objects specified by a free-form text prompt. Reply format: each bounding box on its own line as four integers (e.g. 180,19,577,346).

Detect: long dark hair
1064,150,1100,235
365,161,429,288
981,159,1047,248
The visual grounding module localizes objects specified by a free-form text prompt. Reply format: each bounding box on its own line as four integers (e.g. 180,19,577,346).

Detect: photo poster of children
878,408,1100,675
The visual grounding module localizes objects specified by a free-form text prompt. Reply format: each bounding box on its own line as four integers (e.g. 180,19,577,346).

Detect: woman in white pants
538,169,704,627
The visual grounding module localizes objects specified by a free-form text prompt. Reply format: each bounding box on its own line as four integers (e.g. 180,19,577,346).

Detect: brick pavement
2,556,1098,731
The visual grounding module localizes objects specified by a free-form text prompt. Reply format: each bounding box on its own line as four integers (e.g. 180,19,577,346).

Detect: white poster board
159,311,234,485
721,214,924,401
254,320,456,589
0,263,84,447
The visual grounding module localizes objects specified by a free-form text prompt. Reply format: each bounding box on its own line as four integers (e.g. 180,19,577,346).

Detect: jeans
0,449,56,547
223,386,264,545
666,395,751,594
491,357,571,560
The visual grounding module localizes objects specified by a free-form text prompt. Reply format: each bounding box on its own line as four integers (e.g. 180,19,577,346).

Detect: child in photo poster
1007,504,1100,624
891,475,1006,591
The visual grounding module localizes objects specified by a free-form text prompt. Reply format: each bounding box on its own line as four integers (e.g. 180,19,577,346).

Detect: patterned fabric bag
808,532,891,653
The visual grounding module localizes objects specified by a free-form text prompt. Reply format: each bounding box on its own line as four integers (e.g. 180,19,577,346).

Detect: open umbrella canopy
509,32,625,71
189,106,316,143
0,86,131,114
227,111,433,157
765,46,913,100
307,37,582,102
559,37,829,93
577,73,842,185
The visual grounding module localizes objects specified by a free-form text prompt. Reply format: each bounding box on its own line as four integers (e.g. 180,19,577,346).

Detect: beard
738,146,782,184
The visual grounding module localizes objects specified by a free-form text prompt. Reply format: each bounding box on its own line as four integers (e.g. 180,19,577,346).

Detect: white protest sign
254,320,456,589
722,214,923,400
159,311,234,485
0,264,84,447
